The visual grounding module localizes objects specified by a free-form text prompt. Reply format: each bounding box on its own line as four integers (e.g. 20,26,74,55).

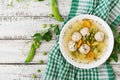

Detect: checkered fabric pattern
43,0,120,80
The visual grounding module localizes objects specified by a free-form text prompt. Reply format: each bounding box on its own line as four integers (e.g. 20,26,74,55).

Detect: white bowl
59,15,114,69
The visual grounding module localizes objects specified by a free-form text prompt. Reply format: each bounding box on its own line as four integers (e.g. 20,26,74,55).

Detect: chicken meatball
68,41,77,51
72,32,82,42
80,28,90,36
94,31,104,41
79,44,90,54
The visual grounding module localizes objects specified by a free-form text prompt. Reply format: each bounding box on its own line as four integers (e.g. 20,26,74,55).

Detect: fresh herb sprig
25,24,60,63
108,26,120,62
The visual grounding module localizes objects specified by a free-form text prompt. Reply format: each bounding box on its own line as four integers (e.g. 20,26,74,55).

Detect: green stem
51,0,64,22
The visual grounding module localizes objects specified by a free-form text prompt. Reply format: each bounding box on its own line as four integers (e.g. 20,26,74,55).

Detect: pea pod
25,43,36,63
51,0,64,22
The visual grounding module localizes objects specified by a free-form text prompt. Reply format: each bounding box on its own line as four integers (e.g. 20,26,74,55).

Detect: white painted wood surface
0,0,120,80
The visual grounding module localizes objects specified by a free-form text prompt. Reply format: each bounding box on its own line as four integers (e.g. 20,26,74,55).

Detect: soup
63,19,108,64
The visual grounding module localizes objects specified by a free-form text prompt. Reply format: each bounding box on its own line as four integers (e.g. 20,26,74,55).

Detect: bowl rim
59,14,114,69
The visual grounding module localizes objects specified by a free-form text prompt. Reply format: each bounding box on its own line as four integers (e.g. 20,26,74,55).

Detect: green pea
91,34,94,37
39,60,43,64
31,74,37,78
93,32,95,34
49,14,54,18
90,37,92,40
42,24,47,28
90,28,93,32
86,36,89,39
43,52,47,55
91,40,94,43
37,69,41,73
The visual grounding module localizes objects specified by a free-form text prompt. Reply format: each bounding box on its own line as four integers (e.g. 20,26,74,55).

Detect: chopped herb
31,74,37,78
39,60,43,64
37,69,41,73
42,24,47,28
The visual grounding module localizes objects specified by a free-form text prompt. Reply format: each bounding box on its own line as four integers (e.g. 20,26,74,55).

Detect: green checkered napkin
43,0,120,80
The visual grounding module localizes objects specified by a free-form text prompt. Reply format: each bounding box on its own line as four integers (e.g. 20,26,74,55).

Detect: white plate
59,15,114,69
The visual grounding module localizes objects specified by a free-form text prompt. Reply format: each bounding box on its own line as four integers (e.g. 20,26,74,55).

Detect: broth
63,19,108,64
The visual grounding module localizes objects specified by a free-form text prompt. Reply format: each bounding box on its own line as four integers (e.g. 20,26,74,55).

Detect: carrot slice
77,40,82,48
86,51,94,60
83,20,91,27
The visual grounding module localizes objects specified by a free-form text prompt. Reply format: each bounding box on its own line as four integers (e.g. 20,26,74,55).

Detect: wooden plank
0,40,56,63
112,65,120,80
0,16,119,40
0,0,71,17
0,40,119,64
0,17,62,40
0,64,119,80
0,65,46,80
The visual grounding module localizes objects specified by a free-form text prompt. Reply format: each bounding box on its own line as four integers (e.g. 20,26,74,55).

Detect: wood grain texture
0,0,71,17
0,65,119,80
0,40,119,64
112,65,120,80
0,40,56,63
0,17,62,40
0,65,46,80
0,0,120,79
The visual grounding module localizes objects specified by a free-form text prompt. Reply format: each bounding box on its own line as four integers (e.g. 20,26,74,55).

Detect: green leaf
117,36,120,44
33,33,42,44
111,26,117,33
110,53,118,62
42,31,52,42
48,24,53,28
54,24,60,35
41,29,49,36
113,40,120,53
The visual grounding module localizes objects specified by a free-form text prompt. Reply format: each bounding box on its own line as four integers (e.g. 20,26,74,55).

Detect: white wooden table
0,0,120,80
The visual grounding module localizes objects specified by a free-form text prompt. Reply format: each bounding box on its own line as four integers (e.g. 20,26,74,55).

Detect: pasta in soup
63,19,108,64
